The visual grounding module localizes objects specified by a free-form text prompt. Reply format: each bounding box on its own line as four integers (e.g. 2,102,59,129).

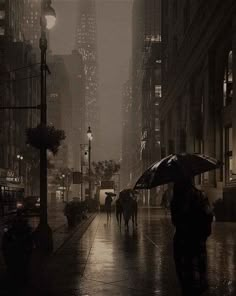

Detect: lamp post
80,143,89,201
17,154,24,178
87,127,92,199
36,0,56,253
61,174,65,202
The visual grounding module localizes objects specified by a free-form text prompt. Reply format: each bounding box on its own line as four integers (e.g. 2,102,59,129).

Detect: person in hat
105,192,113,222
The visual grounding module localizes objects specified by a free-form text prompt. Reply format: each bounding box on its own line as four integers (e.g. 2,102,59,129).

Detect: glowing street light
87,127,93,199
17,154,24,177
44,2,56,30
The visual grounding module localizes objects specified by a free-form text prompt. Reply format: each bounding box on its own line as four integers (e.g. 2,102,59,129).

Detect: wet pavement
0,202,66,263
30,208,236,296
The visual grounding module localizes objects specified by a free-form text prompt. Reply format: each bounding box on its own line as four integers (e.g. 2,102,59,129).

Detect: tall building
75,0,99,159
130,0,162,204
161,0,236,218
47,54,73,200
61,50,86,171
0,0,24,43
121,79,132,189
22,0,41,47
131,0,145,190
0,1,40,209
144,0,161,43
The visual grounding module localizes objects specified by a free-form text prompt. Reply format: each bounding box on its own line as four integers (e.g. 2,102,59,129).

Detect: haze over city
51,0,133,160
0,1,236,296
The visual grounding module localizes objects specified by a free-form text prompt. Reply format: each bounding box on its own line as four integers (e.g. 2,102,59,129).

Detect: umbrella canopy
134,153,222,190
105,192,116,197
120,189,138,195
119,189,138,200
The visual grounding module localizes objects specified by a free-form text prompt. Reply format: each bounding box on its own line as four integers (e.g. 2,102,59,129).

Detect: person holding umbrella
170,175,213,296
134,153,220,295
105,192,116,222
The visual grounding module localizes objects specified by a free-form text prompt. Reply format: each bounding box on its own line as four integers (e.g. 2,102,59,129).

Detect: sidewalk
0,212,97,296
22,210,236,296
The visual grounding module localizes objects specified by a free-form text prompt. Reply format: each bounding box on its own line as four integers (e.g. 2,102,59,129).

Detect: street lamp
44,1,56,30
17,154,24,178
87,126,93,199
36,0,56,254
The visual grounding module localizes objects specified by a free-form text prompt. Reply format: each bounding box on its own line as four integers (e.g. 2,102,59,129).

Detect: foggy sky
50,0,132,161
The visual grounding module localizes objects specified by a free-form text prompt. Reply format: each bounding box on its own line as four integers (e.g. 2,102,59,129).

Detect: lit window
223,50,233,106
225,126,234,182
0,10,5,20
155,118,160,131
0,26,5,35
155,85,162,98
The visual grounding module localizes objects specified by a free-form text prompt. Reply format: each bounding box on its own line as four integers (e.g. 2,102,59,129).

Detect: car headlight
16,202,23,209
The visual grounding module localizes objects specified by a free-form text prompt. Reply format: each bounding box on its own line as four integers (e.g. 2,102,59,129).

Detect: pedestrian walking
170,177,213,296
116,196,123,226
105,193,113,222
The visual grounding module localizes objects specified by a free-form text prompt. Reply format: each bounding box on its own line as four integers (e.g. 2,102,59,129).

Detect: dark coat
171,186,213,295
105,195,113,210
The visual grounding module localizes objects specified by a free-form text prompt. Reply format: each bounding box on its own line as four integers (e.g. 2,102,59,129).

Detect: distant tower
22,0,41,47
75,0,100,159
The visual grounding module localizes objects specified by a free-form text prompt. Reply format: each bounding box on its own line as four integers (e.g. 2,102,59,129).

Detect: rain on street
1,1,236,295
23,209,236,296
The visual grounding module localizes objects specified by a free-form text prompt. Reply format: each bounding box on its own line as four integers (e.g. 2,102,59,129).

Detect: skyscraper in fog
22,0,41,47
75,0,99,158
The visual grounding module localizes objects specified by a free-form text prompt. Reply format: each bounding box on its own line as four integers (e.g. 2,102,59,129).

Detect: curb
52,213,97,255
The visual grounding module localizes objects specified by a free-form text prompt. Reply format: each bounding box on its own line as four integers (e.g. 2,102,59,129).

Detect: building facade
141,42,162,205
62,50,86,172
130,0,145,190
161,0,236,218
121,80,133,189
129,0,162,205
47,54,73,200
75,0,100,159
0,1,41,210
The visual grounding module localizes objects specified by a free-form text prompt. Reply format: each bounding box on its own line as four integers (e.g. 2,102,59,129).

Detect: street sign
72,171,82,184
100,180,114,189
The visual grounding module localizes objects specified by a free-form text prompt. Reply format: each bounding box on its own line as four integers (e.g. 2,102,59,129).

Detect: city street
1,1,236,295
17,208,236,296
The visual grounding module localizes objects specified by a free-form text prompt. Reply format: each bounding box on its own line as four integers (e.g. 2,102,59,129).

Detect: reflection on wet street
44,209,236,296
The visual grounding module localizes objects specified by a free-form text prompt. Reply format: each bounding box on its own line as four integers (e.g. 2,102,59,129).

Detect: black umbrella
105,192,116,197
120,189,138,195
134,153,222,190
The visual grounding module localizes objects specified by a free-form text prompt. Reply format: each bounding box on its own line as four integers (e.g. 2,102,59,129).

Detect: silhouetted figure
121,192,138,231
170,178,213,296
105,194,113,222
2,210,33,282
132,196,138,227
116,196,123,226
